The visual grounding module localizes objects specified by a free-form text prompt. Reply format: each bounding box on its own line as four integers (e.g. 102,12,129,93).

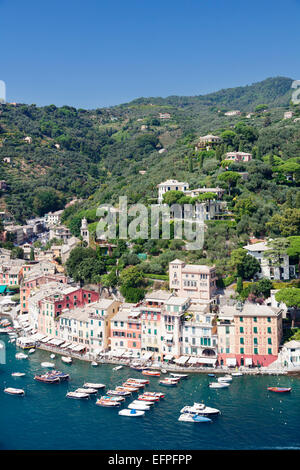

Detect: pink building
225,151,252,162
169,259,217,300
20,273,68,314
110,303,142,354
217,304,283,367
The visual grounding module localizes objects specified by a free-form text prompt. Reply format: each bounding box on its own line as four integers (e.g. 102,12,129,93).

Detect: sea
0,335,300,450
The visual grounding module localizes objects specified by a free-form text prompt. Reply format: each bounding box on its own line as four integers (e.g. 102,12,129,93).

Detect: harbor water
1,336,300,450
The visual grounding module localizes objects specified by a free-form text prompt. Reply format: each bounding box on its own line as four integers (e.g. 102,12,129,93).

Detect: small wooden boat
127,378,149,384
131,399,154,406
118,409,145,417
96,399,120,407
101,395,125,402
159,379,177,387
66,391,89,399
61,356,72,364
75,387,98,395
83,383,105,389
116,385,139,392
123,381,144,389
107,390,131,397
34,374,60,384
11,372,26,377
4,387,25,396
142,370,160,377
143,391,165,399
267,387,292,393
138,394,160,402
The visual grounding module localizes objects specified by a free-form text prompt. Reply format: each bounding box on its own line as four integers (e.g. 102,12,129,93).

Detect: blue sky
0,0,300,108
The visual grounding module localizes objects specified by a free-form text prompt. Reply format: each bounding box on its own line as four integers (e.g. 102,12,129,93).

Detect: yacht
170,373,188,379
180,402,220,416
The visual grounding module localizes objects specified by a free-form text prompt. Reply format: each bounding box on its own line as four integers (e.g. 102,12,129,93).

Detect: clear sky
1,0,300,108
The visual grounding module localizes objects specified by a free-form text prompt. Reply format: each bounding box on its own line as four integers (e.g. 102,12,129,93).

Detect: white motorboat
83,382,106,389
41,362,55,368
161,369,167,374
11,372,26,377
180,402,220,415
75,387,98,395
170,373,188,379
96,399,121,407
15,353,28,359
66,391,89,399
218,375,232,383
113,365,123,371
128,402,150,411
209,382,230,389
28,348,36,354
4,387,25,396
178,414,212,423
118,409,145,417
61,356,72,364
91,361,98,367
231,372,243,377
50,354,56,359
131,399,154,406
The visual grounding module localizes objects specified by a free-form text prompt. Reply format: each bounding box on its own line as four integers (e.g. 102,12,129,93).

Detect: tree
30,247,35,261
230,248,260,280
275,288,300,328
263,238,290,268
266,209,300,236
287,236,300,274
236,277,243,294
119,265,144,289
162,190,184,205
218,171,241,195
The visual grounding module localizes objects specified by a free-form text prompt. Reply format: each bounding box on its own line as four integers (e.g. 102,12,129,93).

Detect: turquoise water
1,336,300,450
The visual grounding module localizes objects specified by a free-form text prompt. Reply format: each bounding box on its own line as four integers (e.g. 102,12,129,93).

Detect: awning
72,344,86,352
40,336,53,343
164,354,174,361
60,342,72,349
188,356,199,364
48,338,65,346
189,357,217,365
30,333,46,341
226,358,237,366
141,352,153,360
245,358,253,366
175,356,190,365
17,336,35,344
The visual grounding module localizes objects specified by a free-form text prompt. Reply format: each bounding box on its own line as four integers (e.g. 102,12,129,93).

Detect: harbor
1,334,300,450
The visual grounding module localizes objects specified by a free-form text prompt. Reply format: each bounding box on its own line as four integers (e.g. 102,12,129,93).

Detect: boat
107,390,131,397
96,399,121,407
34,370,69,383
170,373,188,379
231,372,243,377
142,370,161,376
118,409,145,417
218,376,232,383
66,391,89,399
130,366,144,371
15,353,28,359
100,395,125,402
11,372,26,377
113,365,123,371
41,362,55,368
123,381,144,389
138,394,160,402
178,414,212,423
116,385,139,392
75,387,98,395
61,356,72,364
143,391,165,399
0,320,11,327
28,348,35,354
159,379,177,387
4,387,25,396
161,369,167,374
127,378,149,384
267,387,292,393
83,383,105,389
165,376,180,382
128,402,150,411
180,402,220,416
91,361,98,367
209,382,230,389
131,399,154,406
208,373,215,377
50,354,56,359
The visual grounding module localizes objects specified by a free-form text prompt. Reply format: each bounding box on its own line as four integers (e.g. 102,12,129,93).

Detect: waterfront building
161,296,190,359
110,303,142,356
169,259,217,300
217,303,283,367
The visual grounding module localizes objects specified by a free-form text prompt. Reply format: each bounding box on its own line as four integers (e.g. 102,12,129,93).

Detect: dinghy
66,391,89,399
41,362,55,368
83,383,105,389
209,382,230,389
113,365,123,371
15,353,28,360
107,389,131,397
267,387,291,393
75,387,98,395
118,409,145,417
128,402,150,411
61,356,72,364
178,414,212,423
11,372,26,377
4,387,25,396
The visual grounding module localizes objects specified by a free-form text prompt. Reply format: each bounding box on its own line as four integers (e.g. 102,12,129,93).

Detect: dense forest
0,76,300,289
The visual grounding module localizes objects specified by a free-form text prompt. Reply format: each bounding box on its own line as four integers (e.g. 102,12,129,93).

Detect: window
240,348,244,354
240,317,243,322
240,327,244,333
267,317,271,323
268,338,272,345
225,326,230,334
254,348,258,355
253,317,257,323
268,348,272,354
240,337,244,344
267,327,271,334
254,338,258,345
253,327,257,333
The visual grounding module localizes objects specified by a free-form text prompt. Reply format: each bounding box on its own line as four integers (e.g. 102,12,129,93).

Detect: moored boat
131,399,154,406
91,361,98,367
128,402,150,411
178,414,212,423
116,385,139,392
180,402,220,416
218,375,232,382
83,383,105,389
41,362,55,368
123,381,144,389
50,354,56,359
159,379,177,387
61,356,72,364
15,352,28,359
107,390,131,397
113,365,123,371
118,409,145,417
142,370,161,377
100,395,125,402
138,394,160,402
231,372,243,376
143,391,165,399
170,373,188,379
28,348,35,354
11,372,26,377
267,387,291,393
96,399,121,407
66,391,89,399
209,382,230,389
4,387,25,396
127,378,149,384
75,387,98,395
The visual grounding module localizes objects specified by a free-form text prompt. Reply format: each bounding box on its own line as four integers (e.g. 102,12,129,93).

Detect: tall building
80,218,90,246
169,259,218,300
